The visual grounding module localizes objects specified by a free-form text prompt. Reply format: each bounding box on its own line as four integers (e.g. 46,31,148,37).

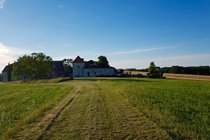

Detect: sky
0,0,210,71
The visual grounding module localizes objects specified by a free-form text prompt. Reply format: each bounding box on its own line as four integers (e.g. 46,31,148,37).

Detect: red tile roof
73,56,84,63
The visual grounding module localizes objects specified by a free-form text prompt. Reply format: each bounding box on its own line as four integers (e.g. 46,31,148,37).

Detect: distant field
0,78,210,139
125,70,210,81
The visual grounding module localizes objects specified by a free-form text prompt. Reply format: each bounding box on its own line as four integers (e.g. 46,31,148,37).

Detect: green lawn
0,78,210,139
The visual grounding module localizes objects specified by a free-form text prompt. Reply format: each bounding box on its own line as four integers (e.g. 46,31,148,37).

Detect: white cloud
0,42,31,71
0,0,6,9
102,45,178,56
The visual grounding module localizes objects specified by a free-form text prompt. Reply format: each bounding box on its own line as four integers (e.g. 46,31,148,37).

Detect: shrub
148,62,163,78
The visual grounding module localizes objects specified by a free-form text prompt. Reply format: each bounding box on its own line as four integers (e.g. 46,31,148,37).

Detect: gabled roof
73,56,84,63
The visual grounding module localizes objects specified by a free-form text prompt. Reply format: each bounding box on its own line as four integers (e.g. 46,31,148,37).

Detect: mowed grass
112,79,210,139
0,83,73,139
0,78,210,139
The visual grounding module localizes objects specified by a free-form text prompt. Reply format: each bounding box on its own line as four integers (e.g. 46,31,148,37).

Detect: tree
97,56,109,66
149,62,156,74
13,52,53,80
118,69,124,74
148,62,163,78
63,58,73,76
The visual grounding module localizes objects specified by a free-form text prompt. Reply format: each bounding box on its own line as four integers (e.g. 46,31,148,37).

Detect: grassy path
11,85,82,140
41,81,170,140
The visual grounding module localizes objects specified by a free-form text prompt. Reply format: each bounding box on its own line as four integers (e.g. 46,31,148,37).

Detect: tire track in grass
42,83,94,139
81,83,113,139
13,85,82,140
41,81,171,139
42,82,113,139
100,81,171,140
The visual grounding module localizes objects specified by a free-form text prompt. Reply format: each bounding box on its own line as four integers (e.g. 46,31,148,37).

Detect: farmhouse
1,56,117,81
73,56,117,77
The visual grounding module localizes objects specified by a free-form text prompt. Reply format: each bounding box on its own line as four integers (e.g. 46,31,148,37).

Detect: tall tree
149,62,156,74
97,56,109,66
148,61,163,78
13,52,53,80
63,58,73,75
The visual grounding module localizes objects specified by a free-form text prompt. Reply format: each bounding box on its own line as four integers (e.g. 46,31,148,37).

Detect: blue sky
0,0,210,71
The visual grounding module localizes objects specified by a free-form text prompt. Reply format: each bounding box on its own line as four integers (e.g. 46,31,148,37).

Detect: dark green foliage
118,69,124,74
148,62,163,78
0,73,2,81
63,58,73,75
149,62,156,74
162,66,210,75
97,56,109,66
13,52,53,80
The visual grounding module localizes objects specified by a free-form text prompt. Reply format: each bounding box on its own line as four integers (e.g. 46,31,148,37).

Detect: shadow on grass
74,77,153,83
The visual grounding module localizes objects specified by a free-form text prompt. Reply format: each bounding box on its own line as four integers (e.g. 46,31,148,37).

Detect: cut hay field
124,70,210,81
0,78,210,139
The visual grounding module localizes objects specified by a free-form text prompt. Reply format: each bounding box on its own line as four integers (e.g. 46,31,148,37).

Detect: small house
72,56,117,77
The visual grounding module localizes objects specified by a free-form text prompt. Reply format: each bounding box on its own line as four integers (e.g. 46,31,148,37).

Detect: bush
148,62,163,78
147,70,163,78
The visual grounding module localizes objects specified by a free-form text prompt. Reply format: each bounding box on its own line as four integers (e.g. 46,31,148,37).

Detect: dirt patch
164,73,210,81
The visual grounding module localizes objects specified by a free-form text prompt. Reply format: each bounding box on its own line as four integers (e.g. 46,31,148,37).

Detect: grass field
0,78,210,139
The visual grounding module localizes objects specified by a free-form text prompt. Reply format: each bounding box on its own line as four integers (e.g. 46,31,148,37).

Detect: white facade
84,68,116,77
72,56,116,77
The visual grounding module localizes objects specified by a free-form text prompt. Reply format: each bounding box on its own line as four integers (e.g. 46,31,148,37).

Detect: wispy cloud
104,45,178,56
0,0,6,9
0,42,31,71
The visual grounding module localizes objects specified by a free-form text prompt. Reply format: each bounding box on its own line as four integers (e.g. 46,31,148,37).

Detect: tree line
139,65,210,75
7,52,110,80
161,66,210,75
